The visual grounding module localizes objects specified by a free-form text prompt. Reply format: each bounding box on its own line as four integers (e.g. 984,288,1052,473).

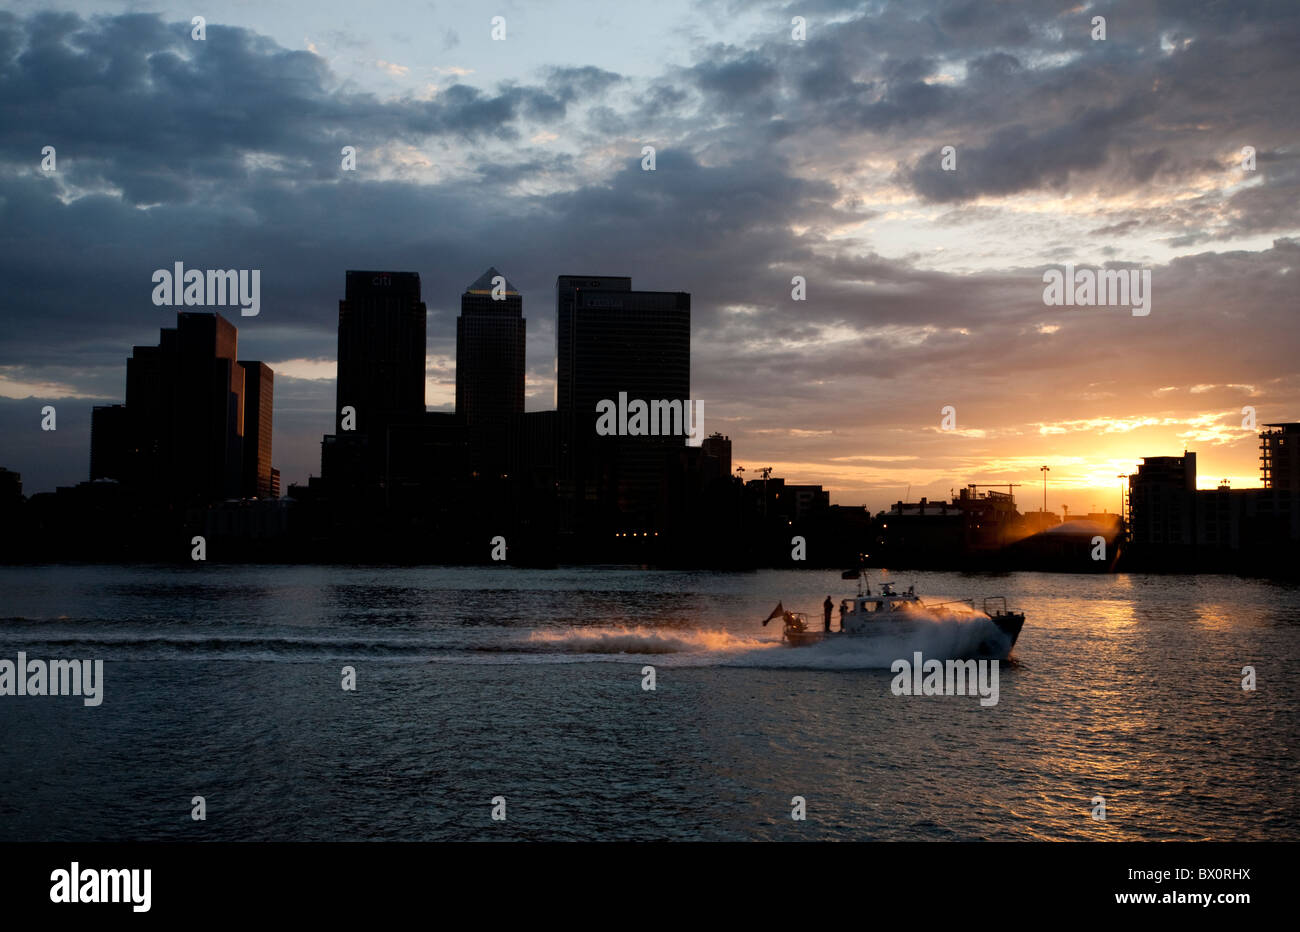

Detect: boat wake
0,624,782,664
523,627,776,657
0,608,1012,667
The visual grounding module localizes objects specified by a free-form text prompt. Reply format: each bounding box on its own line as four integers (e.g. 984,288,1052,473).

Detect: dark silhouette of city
2,268,1296,576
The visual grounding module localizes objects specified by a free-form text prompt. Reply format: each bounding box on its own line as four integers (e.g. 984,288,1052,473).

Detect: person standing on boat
823,596,833,632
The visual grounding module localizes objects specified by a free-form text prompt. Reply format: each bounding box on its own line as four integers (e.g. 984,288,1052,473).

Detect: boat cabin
838,581,921,633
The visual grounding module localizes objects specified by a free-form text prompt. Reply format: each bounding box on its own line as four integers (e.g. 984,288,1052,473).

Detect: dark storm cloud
692,50,779,98
690,0,1299,224
904,105,1137,202
884,2,1298,203
0,10,576,197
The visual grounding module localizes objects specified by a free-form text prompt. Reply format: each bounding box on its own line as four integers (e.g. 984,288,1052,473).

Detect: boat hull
783,612,1024,660
991,612,1025,651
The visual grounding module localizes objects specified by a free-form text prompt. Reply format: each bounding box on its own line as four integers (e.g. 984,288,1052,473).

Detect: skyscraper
113,311,267,506
322,271,429,509
335,271,427,435
177,311,244,503
456,267,524,478
555,275,690,536
239,361,274,498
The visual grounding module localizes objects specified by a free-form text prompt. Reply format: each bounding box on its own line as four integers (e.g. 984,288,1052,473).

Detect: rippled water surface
1,565,1296,840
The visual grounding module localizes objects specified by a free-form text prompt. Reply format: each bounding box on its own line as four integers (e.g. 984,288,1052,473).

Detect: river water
0,565,1296,840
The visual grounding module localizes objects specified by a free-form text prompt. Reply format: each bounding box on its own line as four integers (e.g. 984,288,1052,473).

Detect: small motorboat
762,573,1025,659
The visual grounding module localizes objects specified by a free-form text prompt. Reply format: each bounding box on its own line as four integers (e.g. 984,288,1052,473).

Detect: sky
1,0,1297,514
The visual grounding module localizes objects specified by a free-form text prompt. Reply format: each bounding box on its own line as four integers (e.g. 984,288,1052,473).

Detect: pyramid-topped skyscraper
465,266,520,296
457,267,525,478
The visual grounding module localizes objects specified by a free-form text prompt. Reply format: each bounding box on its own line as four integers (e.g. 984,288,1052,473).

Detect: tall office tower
122,312,248,505
182,312,245,503
335,271,427,434
555,275,691,535
323,271,428,505
124,338,164,491
239,361,274,498
456,267,524,478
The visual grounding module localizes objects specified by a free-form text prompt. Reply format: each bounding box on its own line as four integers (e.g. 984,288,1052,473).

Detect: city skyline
6,260,1290,516
18,273,1288,572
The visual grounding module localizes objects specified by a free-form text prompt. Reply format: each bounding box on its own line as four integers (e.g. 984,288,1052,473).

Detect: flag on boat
762,602,784,626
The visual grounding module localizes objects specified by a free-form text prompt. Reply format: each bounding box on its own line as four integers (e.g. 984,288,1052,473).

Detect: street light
1040,465,1050,513
1116,474,1127,521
